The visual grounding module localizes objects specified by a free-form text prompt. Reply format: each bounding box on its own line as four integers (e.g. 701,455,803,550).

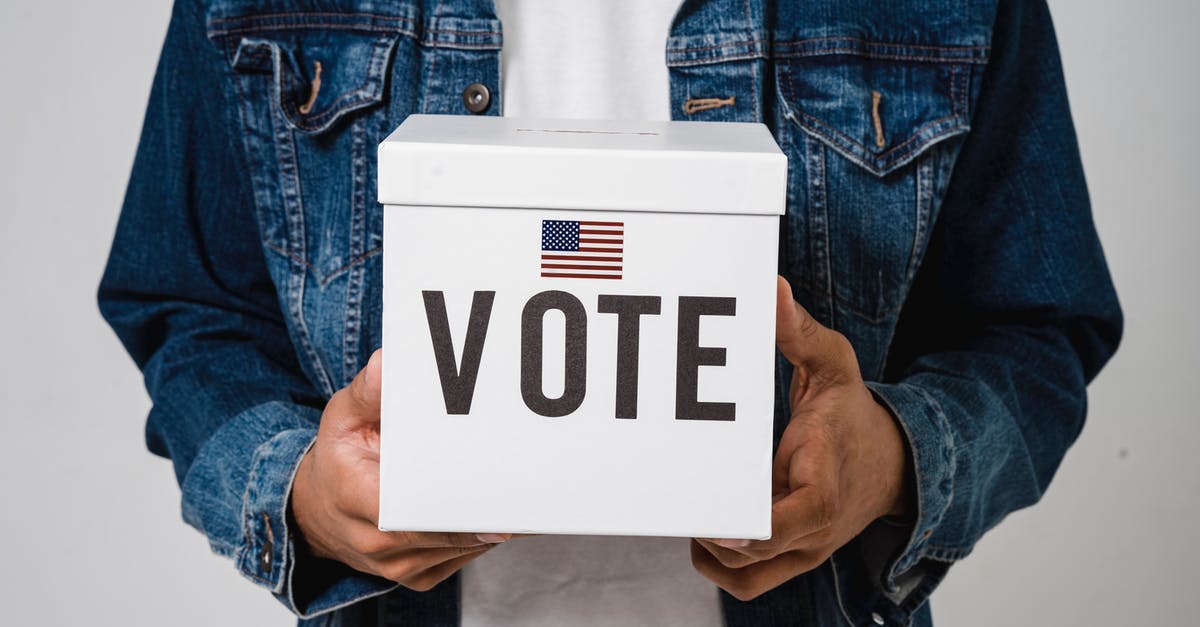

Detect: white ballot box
377,114,786,539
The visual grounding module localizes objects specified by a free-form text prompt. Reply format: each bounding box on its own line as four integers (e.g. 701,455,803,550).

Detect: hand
691,276,912,601
291,349,509,591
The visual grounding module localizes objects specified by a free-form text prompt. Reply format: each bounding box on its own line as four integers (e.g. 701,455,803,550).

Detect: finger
394,546,496,592
774,276,852,373
320,348,384,433
375,544,493,586
395,531,511,549
690,540,826,602
697,481,832,565
763,483,834,548
347,522,503,558
347,348,384,420
694,539,761,570
338,456,383,524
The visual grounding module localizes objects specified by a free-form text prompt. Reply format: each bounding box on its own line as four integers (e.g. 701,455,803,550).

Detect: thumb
330,348,383,428
775,276,849,370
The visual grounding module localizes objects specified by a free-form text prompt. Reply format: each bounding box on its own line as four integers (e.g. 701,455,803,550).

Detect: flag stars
542,220,581,252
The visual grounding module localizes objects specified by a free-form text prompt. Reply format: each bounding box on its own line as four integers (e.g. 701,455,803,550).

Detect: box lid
378,115,786,215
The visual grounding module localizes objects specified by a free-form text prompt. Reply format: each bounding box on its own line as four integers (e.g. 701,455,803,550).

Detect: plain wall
0,1,1195,624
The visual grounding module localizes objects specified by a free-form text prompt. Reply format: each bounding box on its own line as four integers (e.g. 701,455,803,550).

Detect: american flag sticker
540,219,624,280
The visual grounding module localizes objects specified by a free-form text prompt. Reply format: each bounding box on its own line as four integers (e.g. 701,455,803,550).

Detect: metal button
462,82,491,114
258,512,274,573
259,541,273,572
872,611,886,625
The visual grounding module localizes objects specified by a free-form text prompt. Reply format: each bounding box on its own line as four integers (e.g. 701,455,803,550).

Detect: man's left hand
691,276,912,601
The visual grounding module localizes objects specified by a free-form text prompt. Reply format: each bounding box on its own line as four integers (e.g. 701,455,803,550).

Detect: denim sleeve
843,0,1123,618
97,0,395,617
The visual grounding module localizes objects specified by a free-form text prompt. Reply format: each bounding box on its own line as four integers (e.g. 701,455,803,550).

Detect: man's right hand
291,349,509,591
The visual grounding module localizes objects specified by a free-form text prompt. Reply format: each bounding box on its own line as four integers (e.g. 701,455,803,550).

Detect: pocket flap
230,33,398,134
777,55,972,177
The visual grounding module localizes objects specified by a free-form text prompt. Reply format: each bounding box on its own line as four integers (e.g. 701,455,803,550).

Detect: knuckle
443,533,480,548
403,575,440,592
454,544,486,557
382,559,423,584
743,541,782,560
813,498,836,531
332,486,355,515
798,312,822,339
322,389,351,419
394,532,425,548
351,531,392,556
834,334,857,365
349,378,372,406
713,550,749,569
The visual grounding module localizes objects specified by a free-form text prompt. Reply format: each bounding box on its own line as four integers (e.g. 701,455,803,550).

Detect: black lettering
422,291,495,415
521,290,588,417
597,295,662,419
676,296,737,421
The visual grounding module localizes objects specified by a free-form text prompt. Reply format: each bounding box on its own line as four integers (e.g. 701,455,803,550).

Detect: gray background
0,1,1195,624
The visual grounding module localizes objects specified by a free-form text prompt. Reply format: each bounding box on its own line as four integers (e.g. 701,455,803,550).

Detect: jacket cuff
236,427,313,595
237,424,396,617
861,381,958,611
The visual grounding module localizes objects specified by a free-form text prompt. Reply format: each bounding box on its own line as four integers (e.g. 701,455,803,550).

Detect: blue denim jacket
98,0,1121,625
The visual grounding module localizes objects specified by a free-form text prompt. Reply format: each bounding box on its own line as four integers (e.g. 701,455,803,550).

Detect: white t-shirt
459,1,724,626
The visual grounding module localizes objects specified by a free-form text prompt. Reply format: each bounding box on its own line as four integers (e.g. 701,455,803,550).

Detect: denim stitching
271,77,336,397
275,36,395,133
775,36,989,50
264,243,384,288
795,108,963,168
421,0,443,114
775,49,987,65
773,38,990,62
743,0,760,122
780,64,963,323
669,39,765,54
666,37,989,67
805,133,835,327
667,52,767,68
210,12,419,26
773,71,814,295
907,158,935,289
239,443,269,585
342,119,368,386
425,28,503,36
213,24,419,39
225,38,283,255
420,42,505,50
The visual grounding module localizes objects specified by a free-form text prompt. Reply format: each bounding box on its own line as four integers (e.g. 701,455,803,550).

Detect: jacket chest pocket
208,13,417,394
774,45,979,334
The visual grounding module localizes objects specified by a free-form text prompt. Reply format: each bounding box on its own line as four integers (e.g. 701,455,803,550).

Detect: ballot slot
378,115,786,539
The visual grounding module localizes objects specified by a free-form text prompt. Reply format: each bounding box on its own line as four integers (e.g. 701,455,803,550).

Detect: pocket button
462,82,492,114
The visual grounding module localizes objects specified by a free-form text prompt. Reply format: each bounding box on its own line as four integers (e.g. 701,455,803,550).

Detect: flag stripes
540,219,624,280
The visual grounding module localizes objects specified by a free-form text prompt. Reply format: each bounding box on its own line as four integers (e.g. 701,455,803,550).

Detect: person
98,0,1122,625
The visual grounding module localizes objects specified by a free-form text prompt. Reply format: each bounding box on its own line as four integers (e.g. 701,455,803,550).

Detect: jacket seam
209,12,419,26
264,242,383,289
667,37,990,67
211,24,418,38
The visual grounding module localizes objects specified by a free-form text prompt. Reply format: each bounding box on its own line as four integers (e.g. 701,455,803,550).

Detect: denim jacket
99,0,1121,625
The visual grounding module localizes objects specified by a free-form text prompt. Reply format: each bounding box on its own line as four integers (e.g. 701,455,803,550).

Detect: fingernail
476,533,510,544
712,538,752,549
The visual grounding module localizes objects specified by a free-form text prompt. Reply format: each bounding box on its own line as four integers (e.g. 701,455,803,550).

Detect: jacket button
462,83,491,114
871,612,886,625
259,541,273,572
258,513,274,573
